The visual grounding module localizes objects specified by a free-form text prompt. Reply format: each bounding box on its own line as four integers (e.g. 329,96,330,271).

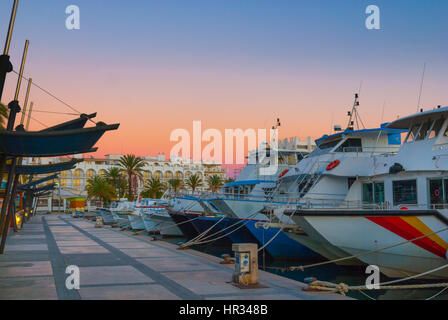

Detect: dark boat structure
167,208,202,240
39,113,97,132
3,158,84,175
0,122,119,157
29,183,56,194
18,174,59,191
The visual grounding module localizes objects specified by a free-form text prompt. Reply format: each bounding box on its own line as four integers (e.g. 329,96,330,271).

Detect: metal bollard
95,216,103,228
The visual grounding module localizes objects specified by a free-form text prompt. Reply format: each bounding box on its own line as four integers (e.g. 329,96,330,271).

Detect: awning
1,159,83,175
18,174,59,190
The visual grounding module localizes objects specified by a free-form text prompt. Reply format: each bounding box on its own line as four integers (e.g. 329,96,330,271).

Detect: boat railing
340,146,399,155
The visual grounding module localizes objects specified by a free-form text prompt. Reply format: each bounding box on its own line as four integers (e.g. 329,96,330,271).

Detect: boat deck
0,214,350,300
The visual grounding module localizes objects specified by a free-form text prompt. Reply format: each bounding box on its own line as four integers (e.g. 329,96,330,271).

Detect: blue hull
245,221,320,260
190,216,233,247
210,217,260,245
168,211,201,240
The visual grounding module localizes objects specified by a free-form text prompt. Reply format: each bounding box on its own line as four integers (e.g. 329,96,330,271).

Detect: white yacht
284,106,448,279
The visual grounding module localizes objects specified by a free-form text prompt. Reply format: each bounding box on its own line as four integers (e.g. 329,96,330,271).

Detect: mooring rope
179,211,260,248
179,214,227,248
306,263,448,296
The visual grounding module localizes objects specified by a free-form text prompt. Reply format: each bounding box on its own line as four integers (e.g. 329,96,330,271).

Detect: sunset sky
0,0,447,163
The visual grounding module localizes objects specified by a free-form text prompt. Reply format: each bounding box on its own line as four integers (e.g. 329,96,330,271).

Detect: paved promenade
0,214,349,300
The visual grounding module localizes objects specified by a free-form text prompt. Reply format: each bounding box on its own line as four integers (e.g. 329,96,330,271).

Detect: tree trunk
128,174,133,201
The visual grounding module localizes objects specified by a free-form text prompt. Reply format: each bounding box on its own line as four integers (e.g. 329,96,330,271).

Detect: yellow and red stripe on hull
367,216,448,259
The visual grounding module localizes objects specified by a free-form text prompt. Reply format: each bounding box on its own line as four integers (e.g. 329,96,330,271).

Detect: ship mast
346,93,365,131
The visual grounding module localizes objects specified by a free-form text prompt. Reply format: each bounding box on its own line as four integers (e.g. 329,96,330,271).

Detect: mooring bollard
95,216,103,228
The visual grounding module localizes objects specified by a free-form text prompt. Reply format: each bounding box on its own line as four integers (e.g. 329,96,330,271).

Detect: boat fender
389,163,405,174
326,160,340,171
304,277,317,284
278,169,289,178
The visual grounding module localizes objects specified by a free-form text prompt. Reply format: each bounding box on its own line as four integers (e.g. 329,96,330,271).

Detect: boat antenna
346,93,365,131
416,62,426,113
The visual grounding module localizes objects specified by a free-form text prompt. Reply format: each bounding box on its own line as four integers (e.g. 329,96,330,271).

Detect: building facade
24,153,227,211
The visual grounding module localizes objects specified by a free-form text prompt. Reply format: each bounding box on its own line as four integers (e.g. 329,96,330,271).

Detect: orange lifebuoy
326,160,341,171
278,169,289,178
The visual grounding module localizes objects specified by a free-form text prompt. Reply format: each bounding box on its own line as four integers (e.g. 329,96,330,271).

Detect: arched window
154,171,162,179
175,171,183,180
86,169,96,178
164,171,173,179
74,169,84,178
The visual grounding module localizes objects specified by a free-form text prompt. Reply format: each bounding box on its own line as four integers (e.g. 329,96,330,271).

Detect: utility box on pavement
232,243,258,286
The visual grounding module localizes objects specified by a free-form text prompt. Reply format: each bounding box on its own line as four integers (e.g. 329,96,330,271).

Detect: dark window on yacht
318,137,342,150
406,124,421,142
427,178,448,209
443,124,448,137
416,120,432,141
362,182,384,203
296,153,305,162
336,138,362,152
348,177,356,190
374,183,385,203
427,119,444,139
393,180,417,205
362,183,373,203
429,179,444,207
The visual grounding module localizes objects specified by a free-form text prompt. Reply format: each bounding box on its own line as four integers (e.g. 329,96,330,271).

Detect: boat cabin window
405,124,421,142
335,138,362,152
393,180,417,206
362,182,384,203
427,119,444,139
406,118,445,142
415,120,432,141
428,178,448,209
318,137,342,150
443,124,448,138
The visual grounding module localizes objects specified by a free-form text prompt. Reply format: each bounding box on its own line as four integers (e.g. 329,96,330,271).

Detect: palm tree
85,176,116,207
0,103,8,130
118,154,146,201
207,174,223,193
167,178,182,193
141,178,165,199
103,167,126,199
185,174,203,193
225,177,235,184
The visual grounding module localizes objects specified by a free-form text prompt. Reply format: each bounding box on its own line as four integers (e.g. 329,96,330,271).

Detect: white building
24,153,227,212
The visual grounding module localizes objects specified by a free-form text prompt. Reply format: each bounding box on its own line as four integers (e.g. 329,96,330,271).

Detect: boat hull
140,213,159,233
148,212,184,237
167,209,201,240
289,210,448,278
244,221,321,260
127,215,145,230
213,217,260,245
189,216,233,247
